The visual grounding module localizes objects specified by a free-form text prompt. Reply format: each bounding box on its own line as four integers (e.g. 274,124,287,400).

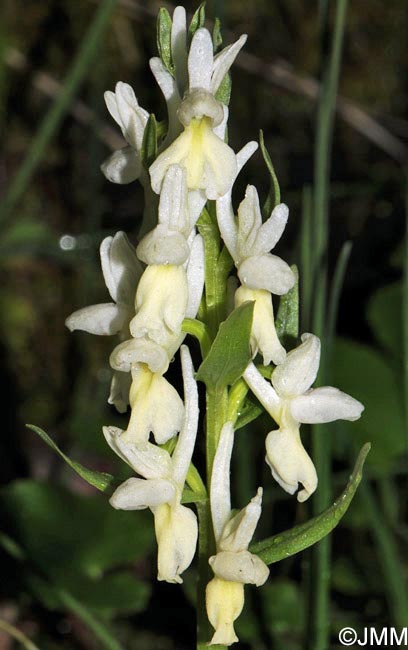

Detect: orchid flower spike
101,82,149,184
206,422,269,646
106,345,199,584
150,27,247,199
244,333,364,502
65,232,142,413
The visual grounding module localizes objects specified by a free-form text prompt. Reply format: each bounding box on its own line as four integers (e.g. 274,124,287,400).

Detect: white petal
211,34,247,94
235,286,286,366
149,57,181,144
158,164,189,234
187,190,207,230
104,90,122,127
65,303,127,335
219,488,263,553
272,333,320,398
290,386,364,424
125,365,184,445
206,577,244,646
209,550,269,587
136,225,190,265
115,82,149,150
171,6,188,94
101,147,141,184
200,128,237,200
238,254,295,295
103,425,172,479
108,371,131,413
216,191,238,261
210,422,234,543
100,231,141,305
188,28,214,91
185,234,205,318
171,345,199,486
237,185,262,258
252,203,289,255
212,103,229,139
265,428,317,502
154,503,198,583
130,265,188,344
215,142,258,262
110,477,175,510
110,338,169,374
236,141,259,173
243,362,280,419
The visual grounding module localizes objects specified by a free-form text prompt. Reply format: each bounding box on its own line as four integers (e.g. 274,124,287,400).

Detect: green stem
309,2,349,650
0,0,117,227
182,318,212,358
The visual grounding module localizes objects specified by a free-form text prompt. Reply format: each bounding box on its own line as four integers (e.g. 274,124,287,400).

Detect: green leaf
235,397,264,431
27,425,118,494
250,443,370,564
188,3,206,44
367,282,402,361
332,338,405,474
275,265,299,347
181,488,207,504
141,114,158,169
259,130,281,216
156,7,174,75
212,17,223,51
1,480,155,582
196,301,254,389
214,71,232,106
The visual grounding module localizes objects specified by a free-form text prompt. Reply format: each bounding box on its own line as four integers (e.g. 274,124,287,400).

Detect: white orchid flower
243,333,364,502
105,345,199,584
206,422,269,646
65,231,142,413
150,27,247,199
101,82,149,184
216,159,290,365
236,185,295,293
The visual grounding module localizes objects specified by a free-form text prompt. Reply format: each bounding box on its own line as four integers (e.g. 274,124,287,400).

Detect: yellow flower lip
177,88,224,127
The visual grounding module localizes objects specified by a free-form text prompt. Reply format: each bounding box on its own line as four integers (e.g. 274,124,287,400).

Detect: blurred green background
0,1,407,648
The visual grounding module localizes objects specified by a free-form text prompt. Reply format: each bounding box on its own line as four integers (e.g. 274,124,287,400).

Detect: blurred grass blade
404,170,408,441
327,240,352,343
309,2,349,649
360,481,408,627
0,0,117,227
300,185,313,331
251,443,370,564
0,620,41,650
27,424,117,494
57,589,125,650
